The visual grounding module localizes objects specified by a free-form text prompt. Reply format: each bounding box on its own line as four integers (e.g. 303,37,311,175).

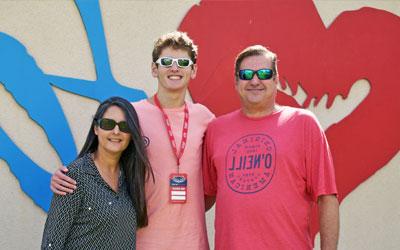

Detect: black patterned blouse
41,154,137,250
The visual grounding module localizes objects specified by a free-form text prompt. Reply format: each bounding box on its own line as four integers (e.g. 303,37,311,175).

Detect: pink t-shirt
203,106,337,250
133,99,214,250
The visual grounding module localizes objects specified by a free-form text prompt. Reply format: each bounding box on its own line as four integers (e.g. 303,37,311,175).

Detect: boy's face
152,47,197,93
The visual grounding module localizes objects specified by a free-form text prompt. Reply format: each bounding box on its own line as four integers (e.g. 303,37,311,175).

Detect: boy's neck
153,89,186,108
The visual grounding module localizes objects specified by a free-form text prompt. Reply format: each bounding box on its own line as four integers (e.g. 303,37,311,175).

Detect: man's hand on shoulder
50,166,77,195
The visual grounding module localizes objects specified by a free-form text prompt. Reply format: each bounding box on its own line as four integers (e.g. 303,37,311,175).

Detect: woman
41,97,152,249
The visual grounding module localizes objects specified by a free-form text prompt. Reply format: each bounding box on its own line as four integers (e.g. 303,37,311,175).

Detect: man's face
151,47,197,93
235,54,277,110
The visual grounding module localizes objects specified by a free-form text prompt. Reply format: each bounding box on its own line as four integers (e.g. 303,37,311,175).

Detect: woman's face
94,105,131,156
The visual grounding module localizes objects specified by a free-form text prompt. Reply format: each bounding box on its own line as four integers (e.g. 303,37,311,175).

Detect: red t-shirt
203,106,337,250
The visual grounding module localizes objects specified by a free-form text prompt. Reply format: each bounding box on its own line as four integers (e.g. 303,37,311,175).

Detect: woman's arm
41,170,81,249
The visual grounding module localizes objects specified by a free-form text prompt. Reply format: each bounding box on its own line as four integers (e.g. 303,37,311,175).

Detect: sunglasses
238,69,274,80
155,57,194,68
96,118,130,133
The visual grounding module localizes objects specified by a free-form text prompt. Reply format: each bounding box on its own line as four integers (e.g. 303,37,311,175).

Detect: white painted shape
293,83,308,106
307,79,371,130
277,79,293,96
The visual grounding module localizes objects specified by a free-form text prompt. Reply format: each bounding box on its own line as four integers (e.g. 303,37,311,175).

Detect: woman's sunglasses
238,68,274,80
96,118,130,133
155,57,194,68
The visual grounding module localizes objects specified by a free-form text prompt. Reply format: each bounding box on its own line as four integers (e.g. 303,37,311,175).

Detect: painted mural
0,0,399,242
0,0,146,211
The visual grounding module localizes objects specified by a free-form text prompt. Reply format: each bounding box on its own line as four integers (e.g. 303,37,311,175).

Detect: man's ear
151,62,158,78
273,72,279,85
234,78,240,92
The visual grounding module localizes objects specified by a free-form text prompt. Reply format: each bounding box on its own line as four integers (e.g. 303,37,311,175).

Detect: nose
170,61,179,71
112,125,121,134
249,75,260,85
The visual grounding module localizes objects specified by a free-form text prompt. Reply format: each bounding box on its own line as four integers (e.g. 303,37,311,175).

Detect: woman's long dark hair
78,96,153,228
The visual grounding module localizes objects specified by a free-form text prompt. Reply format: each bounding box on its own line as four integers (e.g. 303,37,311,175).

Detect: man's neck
152,89,186,108
242,103,278,118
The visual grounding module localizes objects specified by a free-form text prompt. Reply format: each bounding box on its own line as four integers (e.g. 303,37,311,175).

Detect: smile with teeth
108,138,122,143
246,88,264,92
168,75,183,80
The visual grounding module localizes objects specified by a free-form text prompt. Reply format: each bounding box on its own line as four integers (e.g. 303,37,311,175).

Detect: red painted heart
179,0,400,239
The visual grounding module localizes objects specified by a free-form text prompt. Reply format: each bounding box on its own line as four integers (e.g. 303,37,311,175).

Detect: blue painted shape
76,0,115,82
0,128,52,211
0,0,147,212
0,33,77,165
48,0,147,102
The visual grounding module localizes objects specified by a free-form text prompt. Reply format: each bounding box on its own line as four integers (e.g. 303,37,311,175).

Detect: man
51,31,214,250
203,45,339,250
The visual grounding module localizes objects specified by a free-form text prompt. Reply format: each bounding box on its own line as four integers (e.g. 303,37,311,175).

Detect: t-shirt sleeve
305,114,338,202
41,166,82,249
198,103,216,126
202,124,218,196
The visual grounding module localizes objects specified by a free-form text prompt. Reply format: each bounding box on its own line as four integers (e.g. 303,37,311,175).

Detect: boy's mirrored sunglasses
96,118,130,133
155,57,194,68
238,68,274,80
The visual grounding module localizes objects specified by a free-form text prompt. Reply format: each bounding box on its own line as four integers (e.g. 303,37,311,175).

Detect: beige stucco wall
0,1,399,249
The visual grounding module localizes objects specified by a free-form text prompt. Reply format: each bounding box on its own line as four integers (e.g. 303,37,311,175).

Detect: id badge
169,173,187,204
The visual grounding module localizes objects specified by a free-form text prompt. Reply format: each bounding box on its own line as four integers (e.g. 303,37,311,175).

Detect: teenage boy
51,31,214,250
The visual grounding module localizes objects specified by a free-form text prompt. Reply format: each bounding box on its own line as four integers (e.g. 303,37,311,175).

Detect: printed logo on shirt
225,134,276,194
143,136,150,148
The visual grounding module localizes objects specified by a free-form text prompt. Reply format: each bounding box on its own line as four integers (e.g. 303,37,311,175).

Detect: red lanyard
153,94,189,169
